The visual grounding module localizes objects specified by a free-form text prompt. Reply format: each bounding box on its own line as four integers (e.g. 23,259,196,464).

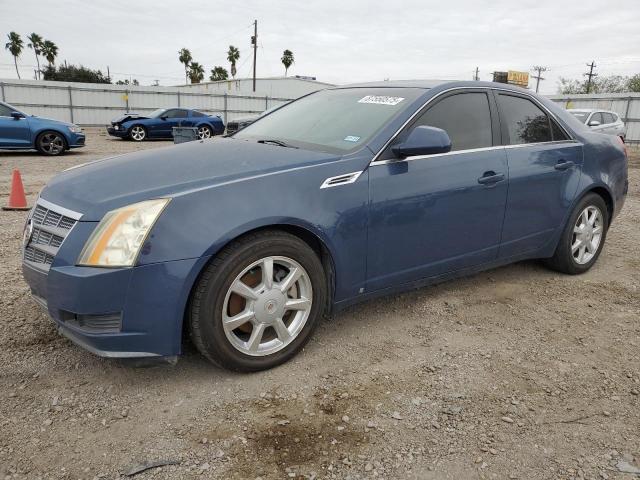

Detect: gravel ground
1,130,639,480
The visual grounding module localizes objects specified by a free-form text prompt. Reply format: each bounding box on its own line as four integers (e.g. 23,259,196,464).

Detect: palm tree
209,66,228,81
5,32,24,79
41,40,58,67
188,62,205,84
227,45,240,79
178,48,192,84
27,33,44,79
281,49,294,77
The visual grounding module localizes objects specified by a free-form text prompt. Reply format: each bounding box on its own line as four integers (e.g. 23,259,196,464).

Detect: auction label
358,95,405,106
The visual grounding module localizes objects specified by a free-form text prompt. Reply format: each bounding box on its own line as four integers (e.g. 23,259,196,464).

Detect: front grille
23,200,80,272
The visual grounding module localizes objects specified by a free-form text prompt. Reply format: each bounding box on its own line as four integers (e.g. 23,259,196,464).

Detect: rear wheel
197,125,212,139
129,125,146,142
36,131,66,156
544,193,609,274
189,231,326,371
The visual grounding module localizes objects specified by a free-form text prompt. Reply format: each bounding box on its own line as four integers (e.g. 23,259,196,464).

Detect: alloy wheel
197,126,212,139
222,256,313,356
130,126,145,141
571,205,603,265
39,133,65,155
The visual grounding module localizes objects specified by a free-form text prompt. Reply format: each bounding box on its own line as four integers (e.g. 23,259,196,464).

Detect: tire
189,231,327,372
36,131,67,156
197,125,213,140
129,124,147,142
544,193,609,274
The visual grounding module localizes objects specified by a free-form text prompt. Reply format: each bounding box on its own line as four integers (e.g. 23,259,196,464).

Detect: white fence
0,79,297,126
549,93,640,144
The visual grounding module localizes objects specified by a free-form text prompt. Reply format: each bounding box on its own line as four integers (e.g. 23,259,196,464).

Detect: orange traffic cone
3,169,30,211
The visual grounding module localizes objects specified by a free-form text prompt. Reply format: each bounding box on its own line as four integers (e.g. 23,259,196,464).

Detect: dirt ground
1,129,639,480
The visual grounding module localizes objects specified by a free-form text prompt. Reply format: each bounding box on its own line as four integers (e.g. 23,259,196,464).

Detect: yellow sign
507,71,529,87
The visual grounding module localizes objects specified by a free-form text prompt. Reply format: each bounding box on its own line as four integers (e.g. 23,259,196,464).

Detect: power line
584,61,597,93
531,65,547,93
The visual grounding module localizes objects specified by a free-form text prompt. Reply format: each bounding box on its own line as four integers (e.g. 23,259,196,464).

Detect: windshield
148,108,167,118
234,88,425,153
569,111,589,124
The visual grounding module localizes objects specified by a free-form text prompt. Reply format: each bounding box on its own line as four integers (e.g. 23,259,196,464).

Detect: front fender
138,157,371,302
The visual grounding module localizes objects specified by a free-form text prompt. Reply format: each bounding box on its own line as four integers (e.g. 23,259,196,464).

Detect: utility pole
584,61,597,94
473,67,479,81
251,19,258,92
531,65,547,93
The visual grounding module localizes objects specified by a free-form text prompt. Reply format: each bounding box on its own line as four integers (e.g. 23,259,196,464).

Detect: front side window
0,104,14,117
234,87,425,153
411,92,493,151
497,94,552,144
589,112,604,125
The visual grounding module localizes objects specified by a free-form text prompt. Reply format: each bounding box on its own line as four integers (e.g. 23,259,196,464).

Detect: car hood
40,138,342,220
30,115,75,128
111,113,147,124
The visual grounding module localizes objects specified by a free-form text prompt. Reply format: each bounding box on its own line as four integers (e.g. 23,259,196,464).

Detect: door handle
477,171,505,185
554,160,575,171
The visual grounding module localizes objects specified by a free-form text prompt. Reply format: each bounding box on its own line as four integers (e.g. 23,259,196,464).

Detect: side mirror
11,111,24,120
392,126,452,158
588,120,601,127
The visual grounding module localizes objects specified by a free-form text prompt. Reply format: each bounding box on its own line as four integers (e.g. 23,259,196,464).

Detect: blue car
0,101,85,156
22,81,628,371
107,108,225,141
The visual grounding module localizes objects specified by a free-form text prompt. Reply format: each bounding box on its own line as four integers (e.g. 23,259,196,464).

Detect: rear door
495,92,583,258
0,104,31,147
367,90,509,291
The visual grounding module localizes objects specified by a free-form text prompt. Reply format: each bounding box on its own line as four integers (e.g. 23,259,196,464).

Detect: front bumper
106,126,128,138
23,257,205,358
68,132,86,148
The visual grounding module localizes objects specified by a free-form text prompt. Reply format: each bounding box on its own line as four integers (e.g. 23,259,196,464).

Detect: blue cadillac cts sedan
22,81,628,371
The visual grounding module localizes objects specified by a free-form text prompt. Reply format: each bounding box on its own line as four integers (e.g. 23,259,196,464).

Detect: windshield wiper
257,139,298,149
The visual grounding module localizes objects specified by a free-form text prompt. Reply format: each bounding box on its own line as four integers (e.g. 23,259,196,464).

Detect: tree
209,66,228,81
178,48,192,84
558,77,585,94
42,64,111,84
281,49,294,77
5,32,23,79
41,40,58,66
188,62,205,84
115,79,140,86
628,74,640,93
227,45,240,78
558,74,638,94
27,33,44,79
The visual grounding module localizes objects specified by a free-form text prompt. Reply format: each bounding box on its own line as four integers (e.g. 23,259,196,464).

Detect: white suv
567,109,626,140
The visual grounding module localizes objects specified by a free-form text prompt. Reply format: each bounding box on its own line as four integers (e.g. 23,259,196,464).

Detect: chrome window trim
369,86,577,166
36,197,83,221
370,140,580,166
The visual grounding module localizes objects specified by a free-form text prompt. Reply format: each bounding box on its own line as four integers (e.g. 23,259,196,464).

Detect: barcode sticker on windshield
358,95,405,106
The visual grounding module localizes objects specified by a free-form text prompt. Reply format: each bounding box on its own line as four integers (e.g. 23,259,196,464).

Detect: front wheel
129,125,146,142
544,193,609,274
36,131,66,156
197,125,212,139
189,231,327,371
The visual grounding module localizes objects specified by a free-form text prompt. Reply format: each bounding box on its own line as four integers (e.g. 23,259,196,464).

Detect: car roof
568,108,618,115
332,79,539,94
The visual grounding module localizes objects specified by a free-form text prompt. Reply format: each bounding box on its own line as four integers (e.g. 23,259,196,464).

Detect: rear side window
497,94,553,144
412,92,492,151
192,110,205,117
602,112,614,124
165,109,188,118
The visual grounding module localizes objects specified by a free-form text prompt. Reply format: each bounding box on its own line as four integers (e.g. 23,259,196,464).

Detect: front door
0,104,31,147
367,90,509,292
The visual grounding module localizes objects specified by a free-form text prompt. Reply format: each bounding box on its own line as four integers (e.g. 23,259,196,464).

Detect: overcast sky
1,0,639,94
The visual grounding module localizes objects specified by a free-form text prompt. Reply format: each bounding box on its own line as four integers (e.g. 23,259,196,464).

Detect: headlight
68,125,82,134
77,199,170,267
113,124,120,130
